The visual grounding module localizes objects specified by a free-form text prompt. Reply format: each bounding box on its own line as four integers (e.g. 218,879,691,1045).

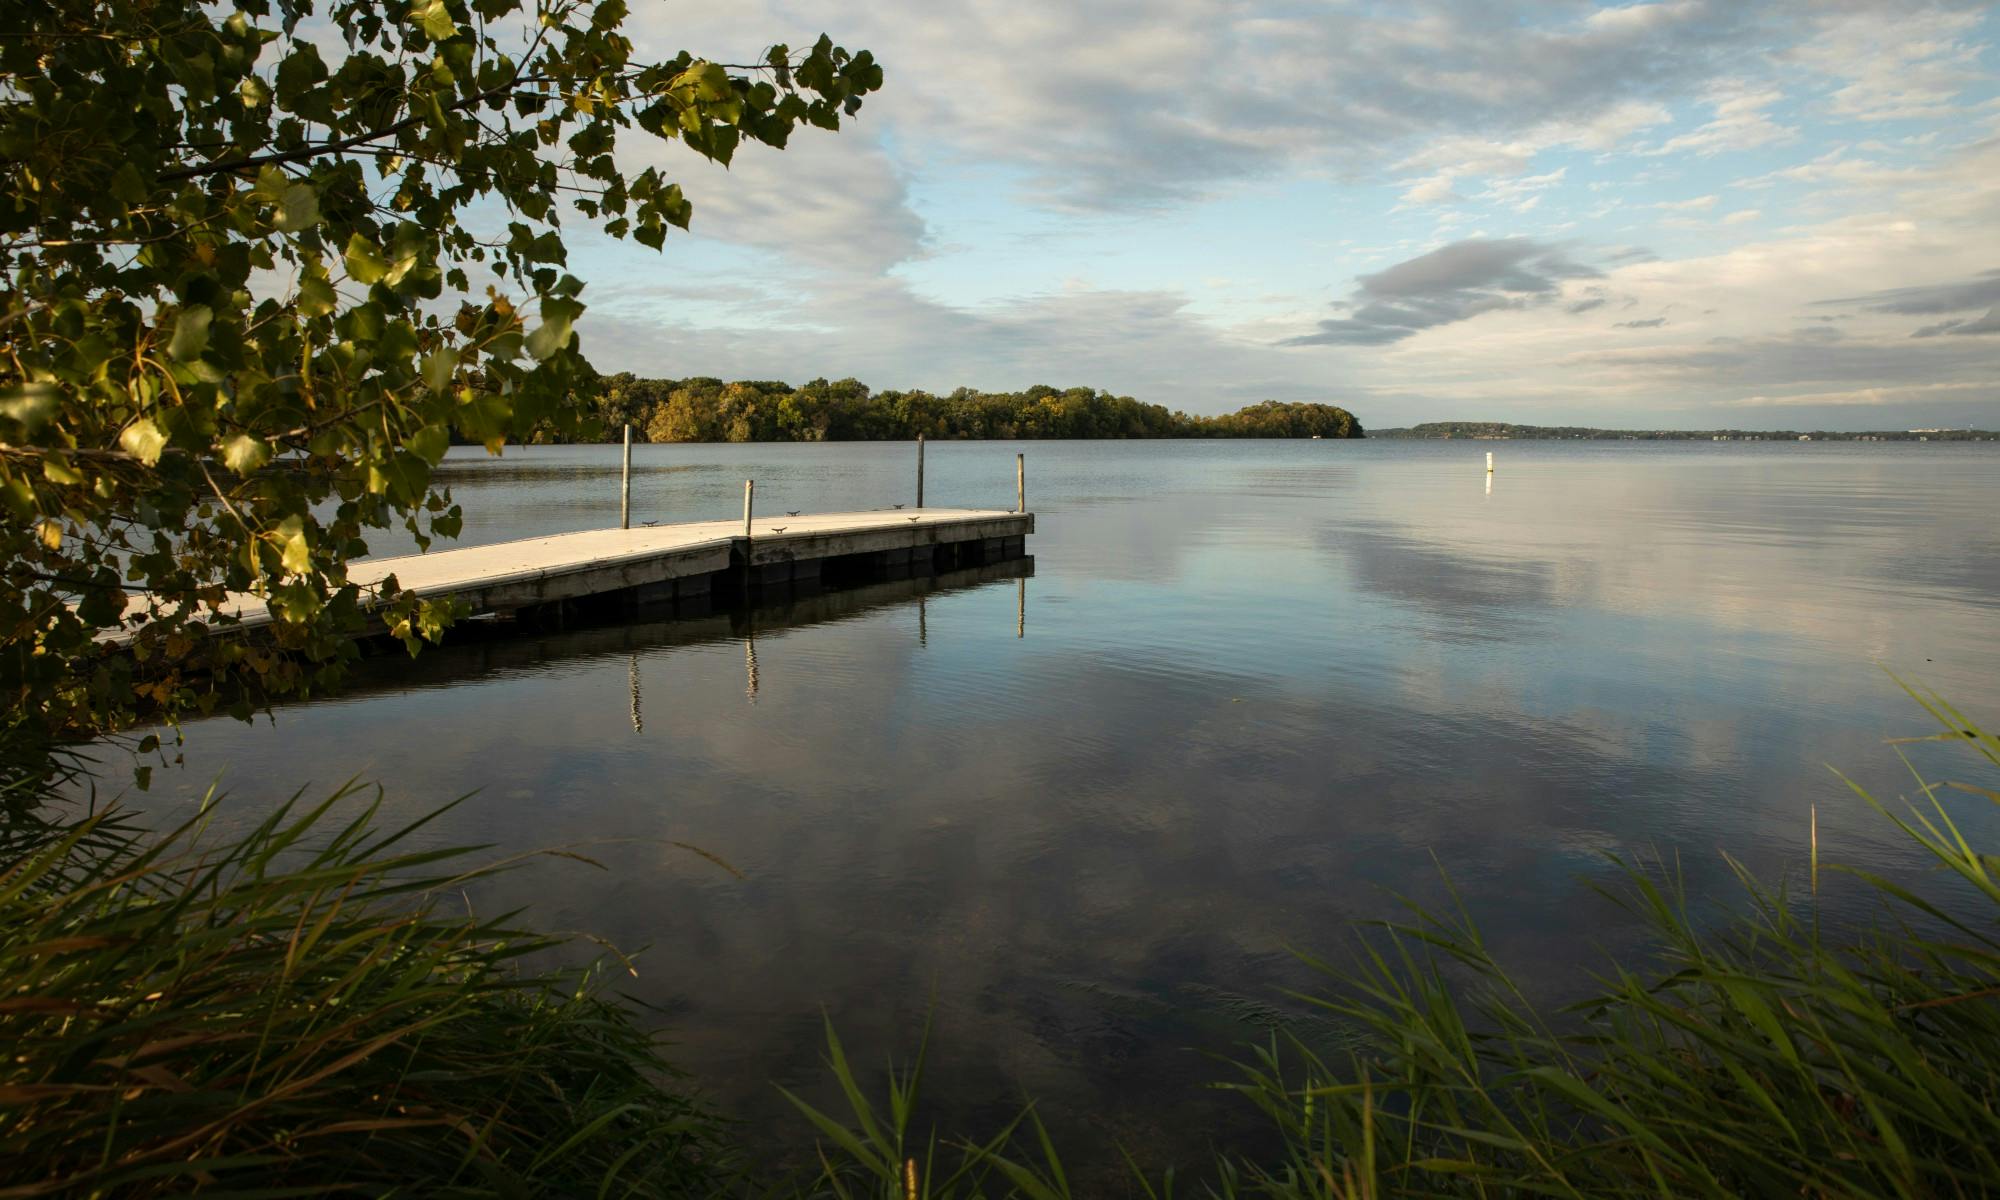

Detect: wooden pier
189,507,1035,635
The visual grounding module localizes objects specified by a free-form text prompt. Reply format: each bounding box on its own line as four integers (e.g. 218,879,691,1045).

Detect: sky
560,0,2000,430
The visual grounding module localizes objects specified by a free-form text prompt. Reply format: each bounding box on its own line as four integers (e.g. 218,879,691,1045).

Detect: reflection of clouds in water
150,605,1930,1162
1316,448,1998,699
1329,527,1557,641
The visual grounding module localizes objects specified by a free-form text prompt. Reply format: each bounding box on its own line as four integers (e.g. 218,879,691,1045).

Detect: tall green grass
0,786,724,1197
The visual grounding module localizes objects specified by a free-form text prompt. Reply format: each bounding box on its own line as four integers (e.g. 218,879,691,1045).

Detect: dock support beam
1016,452,1025,513
620,424,632,529
916,435,925,510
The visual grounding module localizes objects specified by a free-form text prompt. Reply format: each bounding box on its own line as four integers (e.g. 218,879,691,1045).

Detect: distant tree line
1371,421,1996,441
559,376,1364,442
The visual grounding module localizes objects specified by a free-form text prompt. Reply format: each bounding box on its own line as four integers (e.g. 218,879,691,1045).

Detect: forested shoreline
1373,420,1997,441
563,374,1365,441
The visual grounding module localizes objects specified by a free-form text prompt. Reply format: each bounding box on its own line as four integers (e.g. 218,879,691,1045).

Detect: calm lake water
136,439,2000,1168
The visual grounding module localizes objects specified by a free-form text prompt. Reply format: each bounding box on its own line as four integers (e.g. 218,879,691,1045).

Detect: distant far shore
549,376,1364,442
1371,421,1996,442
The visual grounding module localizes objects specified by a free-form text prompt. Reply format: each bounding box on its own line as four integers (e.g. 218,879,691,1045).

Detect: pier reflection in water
330,555,1035,707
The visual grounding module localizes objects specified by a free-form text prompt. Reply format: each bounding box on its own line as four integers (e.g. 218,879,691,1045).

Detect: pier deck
183,507,1035,635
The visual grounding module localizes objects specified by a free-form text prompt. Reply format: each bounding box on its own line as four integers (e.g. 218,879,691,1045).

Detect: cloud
1479,168,1568,212
1723,381,1996,407
1656,195,1719,211
1644,82,1795,156
639,0,1767,211
620,132,927,275
1913,308,2000,338
1737,148,1930,191
1399,173,1462,206
1788,6,1989,122
1563,332,2000,393
1615,318,1668,328
1600,246,1658,265
1282,238,1600,346
1823,269,2000,316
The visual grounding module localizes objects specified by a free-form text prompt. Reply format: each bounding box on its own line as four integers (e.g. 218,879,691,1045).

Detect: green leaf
167,305,213,362
0,382,59,433
344,234,388,285
684,61,730,101
406,424,452,465
223,435,273,474
110,161,147,205
525,297,584,361
274,42,327,104
298,267,337,317
275,183,320,232
422,348,458,392
119,418,169,466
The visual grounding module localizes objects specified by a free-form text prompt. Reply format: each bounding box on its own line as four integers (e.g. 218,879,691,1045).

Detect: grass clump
0,786,724,1197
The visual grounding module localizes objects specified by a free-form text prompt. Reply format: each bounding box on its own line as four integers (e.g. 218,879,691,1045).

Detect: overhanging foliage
0,0,881,756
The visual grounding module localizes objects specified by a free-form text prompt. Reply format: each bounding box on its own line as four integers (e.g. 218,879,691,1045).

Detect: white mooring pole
743,479,754,538
1016,452,1026,513
1486,450,1494,474
620,423,632,529
916,435,926,509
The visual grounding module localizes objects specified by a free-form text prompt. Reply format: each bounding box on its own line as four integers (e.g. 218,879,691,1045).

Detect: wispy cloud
1283,238,1600,346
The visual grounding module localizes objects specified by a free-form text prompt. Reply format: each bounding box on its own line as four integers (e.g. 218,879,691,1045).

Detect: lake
134,438,2000,1168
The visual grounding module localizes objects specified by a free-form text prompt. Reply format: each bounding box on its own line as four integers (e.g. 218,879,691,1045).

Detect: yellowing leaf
120,417,168,465
416,0,456,41
275,516,313,574
222,435,272,474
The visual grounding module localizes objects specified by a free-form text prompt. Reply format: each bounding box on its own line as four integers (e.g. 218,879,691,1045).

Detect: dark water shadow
333,557,1036,700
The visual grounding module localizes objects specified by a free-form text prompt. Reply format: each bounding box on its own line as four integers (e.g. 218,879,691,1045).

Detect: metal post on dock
1016,452,1025,513
620,424,632,530
916,435,925,510
1486,451,1494,474
743,479,754,539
